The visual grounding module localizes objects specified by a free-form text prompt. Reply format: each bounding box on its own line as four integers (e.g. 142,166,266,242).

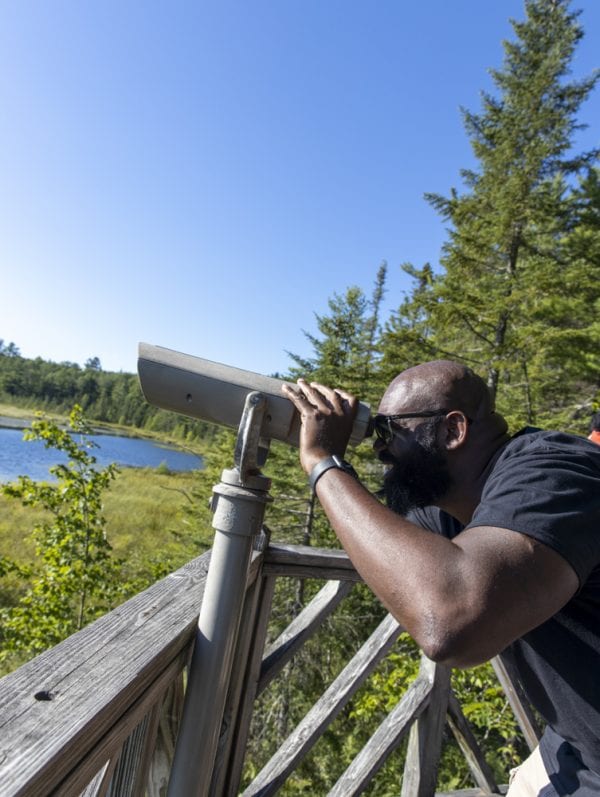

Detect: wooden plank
209,561,270,796
328,671,433,795
258,579,355,694
78,764,111,797
401,657,451,797
146,674,186,797
262,563,363,582
51,647,189,797
264,542,355,567
241,613,403,797
0,552,211,797
78,761,113,797
130,701,163,797
446,690,499,794
263,543,361,581
491,656,541,752
222,575,278,796
105,713,153,797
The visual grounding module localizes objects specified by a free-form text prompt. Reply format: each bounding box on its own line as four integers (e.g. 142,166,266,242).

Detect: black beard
382,421,452,516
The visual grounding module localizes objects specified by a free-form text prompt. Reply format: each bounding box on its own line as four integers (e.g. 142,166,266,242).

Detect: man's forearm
311,467,472,660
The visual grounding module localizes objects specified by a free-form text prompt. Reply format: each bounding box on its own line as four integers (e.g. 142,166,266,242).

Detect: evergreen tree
542,166,600,427
383,0,599,429
379,262,444,387
286,263,388,404
0,340,21,357
0,348,210,441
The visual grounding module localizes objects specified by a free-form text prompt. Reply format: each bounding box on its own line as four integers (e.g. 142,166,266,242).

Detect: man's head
374,360,502,515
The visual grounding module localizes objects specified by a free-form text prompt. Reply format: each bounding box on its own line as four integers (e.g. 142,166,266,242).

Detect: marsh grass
103,466,214,578
0,466,216,596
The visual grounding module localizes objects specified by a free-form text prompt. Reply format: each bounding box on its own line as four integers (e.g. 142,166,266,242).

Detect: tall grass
103,466,214,580
0,466,215,595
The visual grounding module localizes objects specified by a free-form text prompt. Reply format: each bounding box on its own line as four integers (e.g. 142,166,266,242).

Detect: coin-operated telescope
136,342,373,797
137,342,373,449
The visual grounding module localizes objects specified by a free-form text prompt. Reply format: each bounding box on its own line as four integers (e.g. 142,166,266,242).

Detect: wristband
309,454,358,493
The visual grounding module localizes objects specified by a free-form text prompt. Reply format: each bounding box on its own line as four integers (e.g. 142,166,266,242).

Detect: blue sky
1,1,599,378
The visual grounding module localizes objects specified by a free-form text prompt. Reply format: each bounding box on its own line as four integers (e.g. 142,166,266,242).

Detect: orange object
588,430,600,445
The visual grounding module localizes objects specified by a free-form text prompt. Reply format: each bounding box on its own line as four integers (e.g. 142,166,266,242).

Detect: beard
382,420,453,516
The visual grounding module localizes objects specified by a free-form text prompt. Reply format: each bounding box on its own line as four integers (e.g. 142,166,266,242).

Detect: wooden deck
0,540,539,796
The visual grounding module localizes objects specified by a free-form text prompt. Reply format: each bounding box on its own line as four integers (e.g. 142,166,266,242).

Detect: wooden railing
0,541,541,797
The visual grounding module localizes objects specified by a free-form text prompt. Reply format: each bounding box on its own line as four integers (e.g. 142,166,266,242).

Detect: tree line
0,342,210,442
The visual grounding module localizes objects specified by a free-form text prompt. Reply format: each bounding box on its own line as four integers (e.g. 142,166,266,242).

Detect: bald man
283,361,600,796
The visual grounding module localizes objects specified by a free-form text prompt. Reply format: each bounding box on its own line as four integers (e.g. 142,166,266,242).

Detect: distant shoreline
0,416,152,441
0,416,31,431
0,403,205,456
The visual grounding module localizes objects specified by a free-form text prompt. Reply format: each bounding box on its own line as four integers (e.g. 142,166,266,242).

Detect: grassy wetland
0,466,213,570
0,405,217,629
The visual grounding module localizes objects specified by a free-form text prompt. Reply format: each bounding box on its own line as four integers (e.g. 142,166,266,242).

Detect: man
588,412,600,446
282,361,600,796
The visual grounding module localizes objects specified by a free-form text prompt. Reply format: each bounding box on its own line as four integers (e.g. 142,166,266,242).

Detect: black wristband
308,455,358,494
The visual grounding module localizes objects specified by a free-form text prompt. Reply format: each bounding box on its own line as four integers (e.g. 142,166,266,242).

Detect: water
0,424,203,483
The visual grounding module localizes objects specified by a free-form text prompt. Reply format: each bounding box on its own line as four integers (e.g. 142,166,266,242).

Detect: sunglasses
371,410,451,445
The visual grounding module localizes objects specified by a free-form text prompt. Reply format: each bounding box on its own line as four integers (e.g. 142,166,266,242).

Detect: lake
0,423,203,483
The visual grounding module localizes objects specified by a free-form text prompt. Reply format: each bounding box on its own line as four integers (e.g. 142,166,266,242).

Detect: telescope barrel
137,343,373,448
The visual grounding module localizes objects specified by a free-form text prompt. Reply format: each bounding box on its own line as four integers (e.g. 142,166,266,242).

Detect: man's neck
437,430,512,525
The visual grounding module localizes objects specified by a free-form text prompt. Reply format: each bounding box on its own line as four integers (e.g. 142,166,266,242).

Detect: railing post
167,392,272,797
400,656,451,797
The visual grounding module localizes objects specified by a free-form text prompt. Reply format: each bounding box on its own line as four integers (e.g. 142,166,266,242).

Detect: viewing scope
137,343,373,448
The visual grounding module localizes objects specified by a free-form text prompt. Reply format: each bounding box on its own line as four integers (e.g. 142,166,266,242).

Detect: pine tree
384,0,599,428
378,262,446,387
286,263,388,404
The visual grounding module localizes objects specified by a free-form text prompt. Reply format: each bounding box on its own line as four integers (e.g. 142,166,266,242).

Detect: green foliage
381,0,600,431
0,464,209,610
287,262,389,404
0,406,122,669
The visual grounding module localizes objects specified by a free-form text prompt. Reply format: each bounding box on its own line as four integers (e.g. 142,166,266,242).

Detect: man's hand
282,380,358,473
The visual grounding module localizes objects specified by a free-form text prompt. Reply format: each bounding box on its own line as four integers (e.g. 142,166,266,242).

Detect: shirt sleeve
465,433,600,584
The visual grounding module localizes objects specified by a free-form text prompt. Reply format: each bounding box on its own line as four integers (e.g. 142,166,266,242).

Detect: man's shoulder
497,427,600,469
505,426,598,451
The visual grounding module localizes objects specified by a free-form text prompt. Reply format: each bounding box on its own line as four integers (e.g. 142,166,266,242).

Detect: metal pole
167,393,271,797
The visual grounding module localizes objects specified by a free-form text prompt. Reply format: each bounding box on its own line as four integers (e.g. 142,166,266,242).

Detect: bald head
380,360,494,420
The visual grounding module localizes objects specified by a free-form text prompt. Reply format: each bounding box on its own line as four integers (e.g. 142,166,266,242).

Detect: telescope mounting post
167,392,272,797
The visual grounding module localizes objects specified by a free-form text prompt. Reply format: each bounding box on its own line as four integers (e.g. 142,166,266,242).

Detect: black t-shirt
407,430,600,788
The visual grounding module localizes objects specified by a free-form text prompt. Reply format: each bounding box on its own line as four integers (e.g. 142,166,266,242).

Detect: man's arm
312,469,577,667
282,379,579,667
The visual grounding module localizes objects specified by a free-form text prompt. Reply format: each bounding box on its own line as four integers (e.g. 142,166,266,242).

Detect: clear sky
1,1,599,378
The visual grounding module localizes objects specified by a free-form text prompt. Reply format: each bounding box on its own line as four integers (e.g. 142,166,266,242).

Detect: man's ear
444,411,469,450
